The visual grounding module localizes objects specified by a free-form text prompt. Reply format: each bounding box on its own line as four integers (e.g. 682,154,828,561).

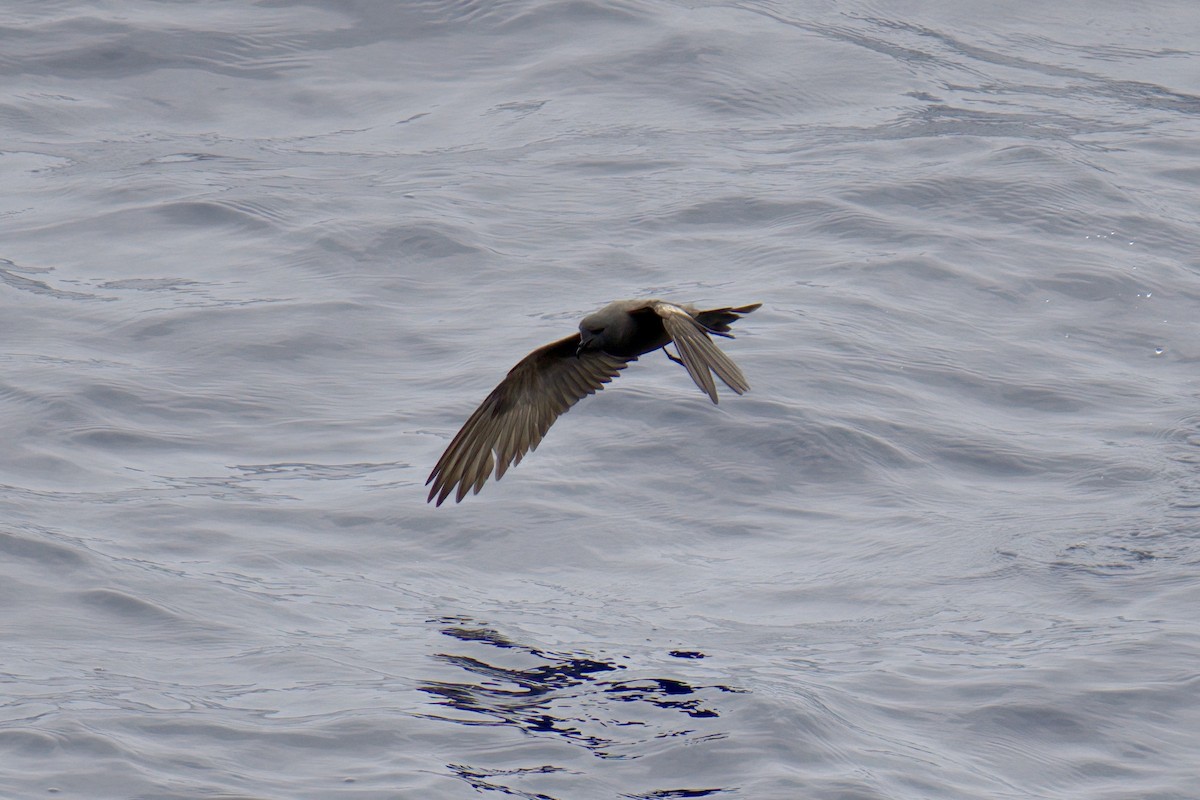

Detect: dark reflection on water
633,791,733,799
420,618,740,797
446,763,570,800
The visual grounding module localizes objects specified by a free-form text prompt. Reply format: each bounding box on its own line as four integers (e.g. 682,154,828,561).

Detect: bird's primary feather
426,334,628,506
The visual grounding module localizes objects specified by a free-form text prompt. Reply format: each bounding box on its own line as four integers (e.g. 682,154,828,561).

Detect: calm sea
2,1,1198,797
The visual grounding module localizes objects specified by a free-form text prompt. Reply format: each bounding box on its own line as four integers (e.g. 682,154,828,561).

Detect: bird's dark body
604,321,668,358
577,299,754,359
588,304,673,358
427,299,760,505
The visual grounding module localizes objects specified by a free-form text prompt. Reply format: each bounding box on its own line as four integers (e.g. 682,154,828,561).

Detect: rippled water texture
3,1,1199,797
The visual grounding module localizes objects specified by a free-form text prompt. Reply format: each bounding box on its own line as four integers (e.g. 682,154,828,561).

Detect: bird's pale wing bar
654,302,750,403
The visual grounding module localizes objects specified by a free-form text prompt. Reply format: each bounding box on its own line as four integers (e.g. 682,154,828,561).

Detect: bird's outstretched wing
426,334,629,506
653,302,750,403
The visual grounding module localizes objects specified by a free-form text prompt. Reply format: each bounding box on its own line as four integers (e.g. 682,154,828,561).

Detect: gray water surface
3,1,1199,798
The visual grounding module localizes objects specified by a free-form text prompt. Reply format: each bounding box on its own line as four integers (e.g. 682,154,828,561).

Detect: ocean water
2,1,1199,797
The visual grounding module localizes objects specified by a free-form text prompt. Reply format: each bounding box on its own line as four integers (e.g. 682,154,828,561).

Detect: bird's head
578,305,629,356
578,303,638,357
577,324,604,355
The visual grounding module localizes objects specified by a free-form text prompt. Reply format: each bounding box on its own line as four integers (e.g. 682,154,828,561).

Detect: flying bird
426,299,760,505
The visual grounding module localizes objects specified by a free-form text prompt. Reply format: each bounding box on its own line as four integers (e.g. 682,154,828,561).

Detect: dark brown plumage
427,299,760,505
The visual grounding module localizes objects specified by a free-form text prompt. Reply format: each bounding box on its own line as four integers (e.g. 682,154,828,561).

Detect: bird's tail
695,303,761,336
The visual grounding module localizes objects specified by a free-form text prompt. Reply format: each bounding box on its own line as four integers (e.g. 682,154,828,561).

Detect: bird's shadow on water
417,617,742,798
